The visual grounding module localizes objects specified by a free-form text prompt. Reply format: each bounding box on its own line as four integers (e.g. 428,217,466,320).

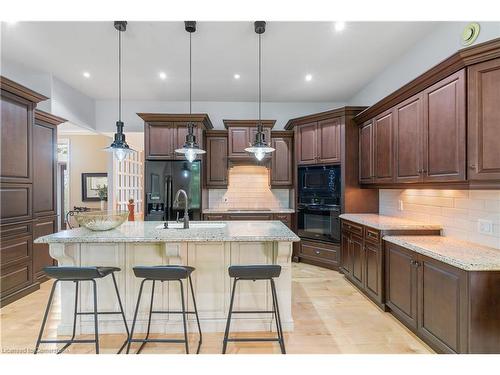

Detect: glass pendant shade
103,121,135,161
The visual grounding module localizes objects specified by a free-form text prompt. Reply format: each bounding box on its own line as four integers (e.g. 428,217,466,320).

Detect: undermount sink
156,222,227,230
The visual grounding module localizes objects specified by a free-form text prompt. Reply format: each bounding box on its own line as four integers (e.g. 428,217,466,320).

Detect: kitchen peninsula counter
35,221,298,336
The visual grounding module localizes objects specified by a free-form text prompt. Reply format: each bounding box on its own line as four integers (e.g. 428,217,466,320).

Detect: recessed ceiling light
305,74,313,82
159,72,167,80
83,71,91,78
334,21,346,32
233,73,241,79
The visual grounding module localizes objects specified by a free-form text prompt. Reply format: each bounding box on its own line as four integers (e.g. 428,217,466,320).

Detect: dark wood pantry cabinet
204,130,228,188
270,131,293,187
1,76,64,307
355,37,500,188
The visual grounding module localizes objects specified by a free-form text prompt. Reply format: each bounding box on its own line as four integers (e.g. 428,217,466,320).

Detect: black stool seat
43,266,121,280
228,265,281,280
133,265,194,280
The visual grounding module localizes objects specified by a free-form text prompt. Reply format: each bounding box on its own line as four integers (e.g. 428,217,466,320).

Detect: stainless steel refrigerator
144,160,201,221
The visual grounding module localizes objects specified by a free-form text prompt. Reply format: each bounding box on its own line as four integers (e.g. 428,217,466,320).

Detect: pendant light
245,21,274,161
103,21,135,162
175,21,206,163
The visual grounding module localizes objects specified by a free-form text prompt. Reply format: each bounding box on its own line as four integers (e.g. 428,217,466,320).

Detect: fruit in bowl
74,210,128,231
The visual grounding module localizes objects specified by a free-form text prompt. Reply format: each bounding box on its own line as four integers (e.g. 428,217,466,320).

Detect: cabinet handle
315,250,321,255
469,165,476,170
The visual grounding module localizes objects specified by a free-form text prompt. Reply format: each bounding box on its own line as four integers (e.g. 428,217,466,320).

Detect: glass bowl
74,210,129,231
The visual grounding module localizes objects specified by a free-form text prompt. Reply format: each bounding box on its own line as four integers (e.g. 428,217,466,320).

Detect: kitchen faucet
173,189,190,229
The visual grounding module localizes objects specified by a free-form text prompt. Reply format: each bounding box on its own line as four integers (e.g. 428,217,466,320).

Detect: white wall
95,100,343,132
349,22,500,106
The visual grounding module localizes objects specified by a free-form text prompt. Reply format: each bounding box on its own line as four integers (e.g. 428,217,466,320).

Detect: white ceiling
1,21,439,102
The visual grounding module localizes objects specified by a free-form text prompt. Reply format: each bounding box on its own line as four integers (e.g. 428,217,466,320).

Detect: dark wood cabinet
359,120,374,183
202,212,281,221
270,131,293,187
422,70,466,182
350,233,364,286
394,94,423,183
374,109,394,183
139,114,213,161
226,213,273,221
385,242,418,329
298,239,339,270
205,130,228,188
468,57,500,182
223,120,274,159
0,77,58,307
296,118,341,165
32,216,57,283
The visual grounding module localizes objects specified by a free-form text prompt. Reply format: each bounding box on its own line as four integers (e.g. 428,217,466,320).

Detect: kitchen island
35,221,299,336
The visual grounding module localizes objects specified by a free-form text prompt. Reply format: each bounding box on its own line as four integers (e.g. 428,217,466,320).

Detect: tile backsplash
380,189,500,249
208,165,291,210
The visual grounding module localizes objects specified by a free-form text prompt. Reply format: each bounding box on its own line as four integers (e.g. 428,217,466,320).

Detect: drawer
203,214,226,221
1,261,32,295
0,220,33,239
0,235,32,266
226,214,273,220
299,240,338,263
0,183,32,224
365,227,381,244
341,220,363,236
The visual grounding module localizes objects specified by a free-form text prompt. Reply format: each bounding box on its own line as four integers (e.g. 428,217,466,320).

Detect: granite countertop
34,221,300,244
384,236,500,271
203,208,295,214
339,213,442,231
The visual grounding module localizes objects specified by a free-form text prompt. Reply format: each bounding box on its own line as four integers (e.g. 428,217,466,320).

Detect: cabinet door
417,256,467,353
203,214,226,221
385,243,418,329
422,70,466,182
350,233,364,286
374,109,394,183
394,94,423,183
228,127,250,158
1,92,33,183
206,136,228,187
364,241,382,303
271,136,293,186
145,122,175,159
296,122,318,165
33,121,57,217
340,231,351,275
317,117,341,163
468,58,500,181
32,216,57,282
359,120,374,183
226,213,273,220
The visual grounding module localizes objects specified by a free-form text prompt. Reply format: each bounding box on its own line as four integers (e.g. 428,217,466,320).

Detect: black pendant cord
189,31,192,115
118,27,122,123
258,33,262,134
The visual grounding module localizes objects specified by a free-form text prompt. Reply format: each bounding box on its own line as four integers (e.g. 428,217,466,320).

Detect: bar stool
222,264,286,354
34,266,129,354
126,265,202,354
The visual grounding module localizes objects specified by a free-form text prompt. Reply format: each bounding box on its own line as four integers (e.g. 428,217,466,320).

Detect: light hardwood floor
0,263,433,354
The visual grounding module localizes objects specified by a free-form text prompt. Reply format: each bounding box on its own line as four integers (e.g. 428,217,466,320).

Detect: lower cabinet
203,212,292,227
385,241,499,354
298,239,339,270
32,215,57,282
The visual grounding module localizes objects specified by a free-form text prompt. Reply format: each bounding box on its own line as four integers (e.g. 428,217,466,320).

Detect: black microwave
298,165,340,198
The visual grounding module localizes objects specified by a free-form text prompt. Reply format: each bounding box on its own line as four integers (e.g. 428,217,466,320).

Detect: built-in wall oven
297,165,341,243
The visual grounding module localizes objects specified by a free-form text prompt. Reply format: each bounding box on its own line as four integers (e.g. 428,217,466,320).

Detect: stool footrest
150,310,197,315
225,338,281,342
77,311,124,315
39,339,97,344
129,338,186,343
231,310,276,314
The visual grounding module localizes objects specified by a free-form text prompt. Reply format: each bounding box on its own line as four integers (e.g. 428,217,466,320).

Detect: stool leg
111,273,129,354
137,280,155,354
34,280,59,354
57,281,79,354
179,279,189,354
188,275,202,354
270,279,286,354
91,279,99,354
222,278,238,354
127,279,146,354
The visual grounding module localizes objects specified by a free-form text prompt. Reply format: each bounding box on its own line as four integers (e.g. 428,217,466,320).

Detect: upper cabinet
355,37,500,188
270,131,293,187
139,113,213,160
468,57,500,182
295,117,341,165
205,130,229,188
223,120,274,159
